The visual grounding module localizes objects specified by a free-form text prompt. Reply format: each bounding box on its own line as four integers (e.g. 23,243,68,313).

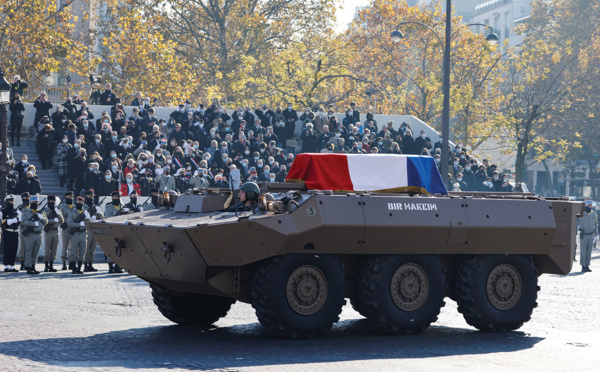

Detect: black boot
70,262,77,274
113,264,123,274
83,263,90,272
108,263,115,273
76,262,84,274
88,263,98,272
32,265,40,274
26,267,36,275
20,261,25,271
62,262,68,270
44,261,49,272
48,262,57,272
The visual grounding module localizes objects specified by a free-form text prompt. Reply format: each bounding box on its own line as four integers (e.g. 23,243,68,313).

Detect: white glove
16,210,22,217
55,207,60,215
91,216,97,221
123,207,129,212
84,210,90,219
96,206,101,214
139,207,144,212
34,222,39,227
37,214,43,220
7,218,16,225
80,221,85,226
54,218,59,223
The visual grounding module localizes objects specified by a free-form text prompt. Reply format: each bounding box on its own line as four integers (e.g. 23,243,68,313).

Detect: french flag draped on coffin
286,153,447,195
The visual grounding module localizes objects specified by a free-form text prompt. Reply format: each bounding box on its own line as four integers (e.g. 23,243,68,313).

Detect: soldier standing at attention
83,189,104,272
578,199,597,273
143,188,160,211
103,190,124,273
60,191,75,270
2,195,21,272
67,196,89,274
17,191,30,270
21,194,48,274
124,191,144,213
42,195,64,272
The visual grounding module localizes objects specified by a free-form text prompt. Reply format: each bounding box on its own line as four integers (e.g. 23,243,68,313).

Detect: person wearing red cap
66,196,89,274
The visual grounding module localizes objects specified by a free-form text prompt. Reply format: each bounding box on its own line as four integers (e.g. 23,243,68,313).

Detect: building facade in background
468,0,532,49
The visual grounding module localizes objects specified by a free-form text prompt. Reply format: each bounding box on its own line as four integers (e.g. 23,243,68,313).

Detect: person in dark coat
33,92,53,131
72,148,88,195
9,94,25,146
300,123,318,153
96,170,119,196
10,75,28,101
17,172,42,195
99,83,117,106
36,124,56,170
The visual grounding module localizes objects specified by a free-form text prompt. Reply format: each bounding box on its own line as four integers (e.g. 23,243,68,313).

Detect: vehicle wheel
456,255,539,332
251,255,346,339
151,285,236,328
358,255,446,334
350,262,370,317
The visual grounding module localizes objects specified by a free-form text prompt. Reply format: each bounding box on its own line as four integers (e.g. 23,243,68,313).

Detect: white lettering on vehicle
387,202,437,211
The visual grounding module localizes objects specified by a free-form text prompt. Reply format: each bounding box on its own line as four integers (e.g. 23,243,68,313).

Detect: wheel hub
286,265,328,315
390,263,429,311
486,264,522,310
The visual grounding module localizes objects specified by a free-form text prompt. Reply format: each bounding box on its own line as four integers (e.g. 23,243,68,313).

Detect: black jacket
99,90,117,106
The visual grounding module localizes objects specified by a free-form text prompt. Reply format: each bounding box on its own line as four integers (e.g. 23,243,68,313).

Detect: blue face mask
126,178,132,183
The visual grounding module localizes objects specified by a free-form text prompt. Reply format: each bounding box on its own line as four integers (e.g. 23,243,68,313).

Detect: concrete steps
10,141,65,196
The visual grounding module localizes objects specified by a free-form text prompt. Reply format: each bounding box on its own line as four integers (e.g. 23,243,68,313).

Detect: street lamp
389,1,497,186
0,68,11,201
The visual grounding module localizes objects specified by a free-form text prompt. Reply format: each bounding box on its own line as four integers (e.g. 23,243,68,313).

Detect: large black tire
151,285,236,328
251,255,346,339
357,255,446,334
350,265,370,317
456,255,539,332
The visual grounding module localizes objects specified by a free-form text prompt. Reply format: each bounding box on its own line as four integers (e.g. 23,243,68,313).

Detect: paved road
1,251,599,371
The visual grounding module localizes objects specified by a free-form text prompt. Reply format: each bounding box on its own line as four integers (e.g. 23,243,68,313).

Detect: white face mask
62,139,68,143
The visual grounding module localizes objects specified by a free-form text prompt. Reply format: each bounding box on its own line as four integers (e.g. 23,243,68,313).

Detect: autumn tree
500,0,600,184
348,0,507,151
0,0,92,98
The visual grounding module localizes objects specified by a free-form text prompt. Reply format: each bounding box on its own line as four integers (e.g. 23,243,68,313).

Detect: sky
335,0,372,33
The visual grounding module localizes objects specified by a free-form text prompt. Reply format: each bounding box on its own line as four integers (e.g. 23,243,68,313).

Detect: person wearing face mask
59,191,75,270
66,196,90,274
17,171,42,195
156,166,176,191
97,169,119,197
449,156,463,181
481,176,495,191
578,200,597,273
72,148,88,195
2,195,21,272
120,172,141,197
99,83,117,106
9,94,26,146
41,195,64,273
56,135,72,187
123,190,144,213
413,130,431,156
453,172,468,192
21,194,48,274
137,168,155,196
462,163,475,191
83,161,101,193
14,155,30,179
33,92,53,130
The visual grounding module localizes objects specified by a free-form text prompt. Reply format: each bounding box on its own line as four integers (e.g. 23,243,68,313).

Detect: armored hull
89,185,582,338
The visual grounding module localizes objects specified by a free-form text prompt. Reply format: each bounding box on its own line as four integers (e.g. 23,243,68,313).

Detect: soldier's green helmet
240,182,260,200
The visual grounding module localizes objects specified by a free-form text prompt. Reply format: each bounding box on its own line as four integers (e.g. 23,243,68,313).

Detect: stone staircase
10,140,65,196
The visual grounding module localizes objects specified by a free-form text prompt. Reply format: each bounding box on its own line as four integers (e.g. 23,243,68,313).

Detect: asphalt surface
0,250,599,372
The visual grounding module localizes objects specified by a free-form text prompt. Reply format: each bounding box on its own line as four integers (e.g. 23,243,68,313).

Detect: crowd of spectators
5,80,523,197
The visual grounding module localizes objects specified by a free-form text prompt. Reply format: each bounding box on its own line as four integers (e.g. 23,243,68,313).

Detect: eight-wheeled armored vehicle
89,154,582,338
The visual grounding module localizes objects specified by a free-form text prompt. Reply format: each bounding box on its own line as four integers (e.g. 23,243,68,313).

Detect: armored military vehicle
89,154,582,339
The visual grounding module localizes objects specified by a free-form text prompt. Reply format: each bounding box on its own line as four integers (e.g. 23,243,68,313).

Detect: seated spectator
120,173,141,196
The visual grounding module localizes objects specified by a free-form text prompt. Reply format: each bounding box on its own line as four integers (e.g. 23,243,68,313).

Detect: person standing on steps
41,195,64,272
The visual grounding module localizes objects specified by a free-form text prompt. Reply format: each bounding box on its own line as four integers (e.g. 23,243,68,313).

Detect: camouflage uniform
41,205,65,266
59,203,74,266
16,205,28,264
67,208,89,264
83,204,104,265
578,208,597,271
20,208,48,270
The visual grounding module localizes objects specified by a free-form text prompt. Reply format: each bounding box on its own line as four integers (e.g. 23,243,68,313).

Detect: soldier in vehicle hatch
227,182,259,212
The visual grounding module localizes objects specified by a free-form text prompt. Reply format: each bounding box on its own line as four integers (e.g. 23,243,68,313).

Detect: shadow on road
0,319,543,370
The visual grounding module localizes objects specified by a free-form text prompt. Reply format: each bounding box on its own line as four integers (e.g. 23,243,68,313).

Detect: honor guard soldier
17,191,30,270
67,196,89,274
59,191,75,270
21,194,48,274
42,195,65,272
103,190,124,273
578,199,597,273
124,191,144,213
2,195,21,272
83,189,104,272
